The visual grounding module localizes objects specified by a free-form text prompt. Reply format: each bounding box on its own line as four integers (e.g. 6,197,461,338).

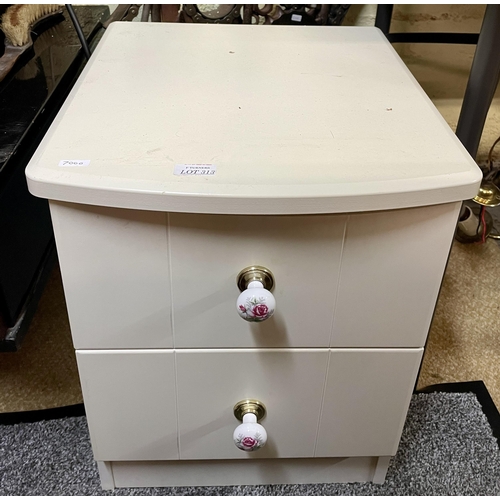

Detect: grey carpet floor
1,392,499,495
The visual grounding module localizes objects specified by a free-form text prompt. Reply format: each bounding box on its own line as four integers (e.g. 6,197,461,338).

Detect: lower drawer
76,348,423,462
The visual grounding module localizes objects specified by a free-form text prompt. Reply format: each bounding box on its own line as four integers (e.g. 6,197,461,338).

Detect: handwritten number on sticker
58,160,91,167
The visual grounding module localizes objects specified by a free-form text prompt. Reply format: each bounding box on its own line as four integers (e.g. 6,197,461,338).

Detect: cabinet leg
372,456,391,484
97,461,115,490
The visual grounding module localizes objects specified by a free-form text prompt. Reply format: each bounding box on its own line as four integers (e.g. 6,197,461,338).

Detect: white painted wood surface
97,462,114,490
170,213,346,348
50,202,172,349
77,348,421,463
26,25,481,214
372,456,392,484
76,350,179,461
331,202,461,347
107,456,387,488
316,348,423,457
53,202,457,350
176,349,329,459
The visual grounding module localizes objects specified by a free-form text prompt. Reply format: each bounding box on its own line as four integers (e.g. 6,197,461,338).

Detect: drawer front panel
332,202,460,347
316,348,423,457
169,214,346,348
76,348,422,462
176,349,329,460
76,350,179,461
51,202,172,349
53,203,457,350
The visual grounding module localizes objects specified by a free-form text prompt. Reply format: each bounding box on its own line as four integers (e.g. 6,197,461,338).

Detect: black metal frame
375,4,500,160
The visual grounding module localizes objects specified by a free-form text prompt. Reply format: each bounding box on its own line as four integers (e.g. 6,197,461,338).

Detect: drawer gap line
173,350,182,459
167,212,176,348
313,350,332,457
329,215,349,348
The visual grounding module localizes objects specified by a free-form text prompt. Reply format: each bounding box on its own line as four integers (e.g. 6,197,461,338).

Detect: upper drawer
53,202,459,349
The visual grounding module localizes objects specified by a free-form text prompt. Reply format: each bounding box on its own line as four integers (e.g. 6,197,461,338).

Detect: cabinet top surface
26,24,480,214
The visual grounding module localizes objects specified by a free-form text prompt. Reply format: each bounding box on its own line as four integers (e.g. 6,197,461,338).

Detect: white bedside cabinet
26,23,481,489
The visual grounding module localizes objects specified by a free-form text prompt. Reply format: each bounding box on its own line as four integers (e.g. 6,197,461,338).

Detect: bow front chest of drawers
26,23,481,489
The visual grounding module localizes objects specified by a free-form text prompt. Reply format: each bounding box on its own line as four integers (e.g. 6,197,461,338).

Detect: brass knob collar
233,399,266,422
237,266,274,292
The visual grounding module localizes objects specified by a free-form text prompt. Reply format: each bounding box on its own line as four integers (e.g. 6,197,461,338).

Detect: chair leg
456,4,500,159
375,5,394,36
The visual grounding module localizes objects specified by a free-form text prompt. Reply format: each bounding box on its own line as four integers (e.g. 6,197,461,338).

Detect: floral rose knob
233,400,267,452
236,281,276,322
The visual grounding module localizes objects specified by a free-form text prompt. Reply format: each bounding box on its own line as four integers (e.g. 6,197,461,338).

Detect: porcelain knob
236,282,275,322
236,266,275,322
233,400,267,452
